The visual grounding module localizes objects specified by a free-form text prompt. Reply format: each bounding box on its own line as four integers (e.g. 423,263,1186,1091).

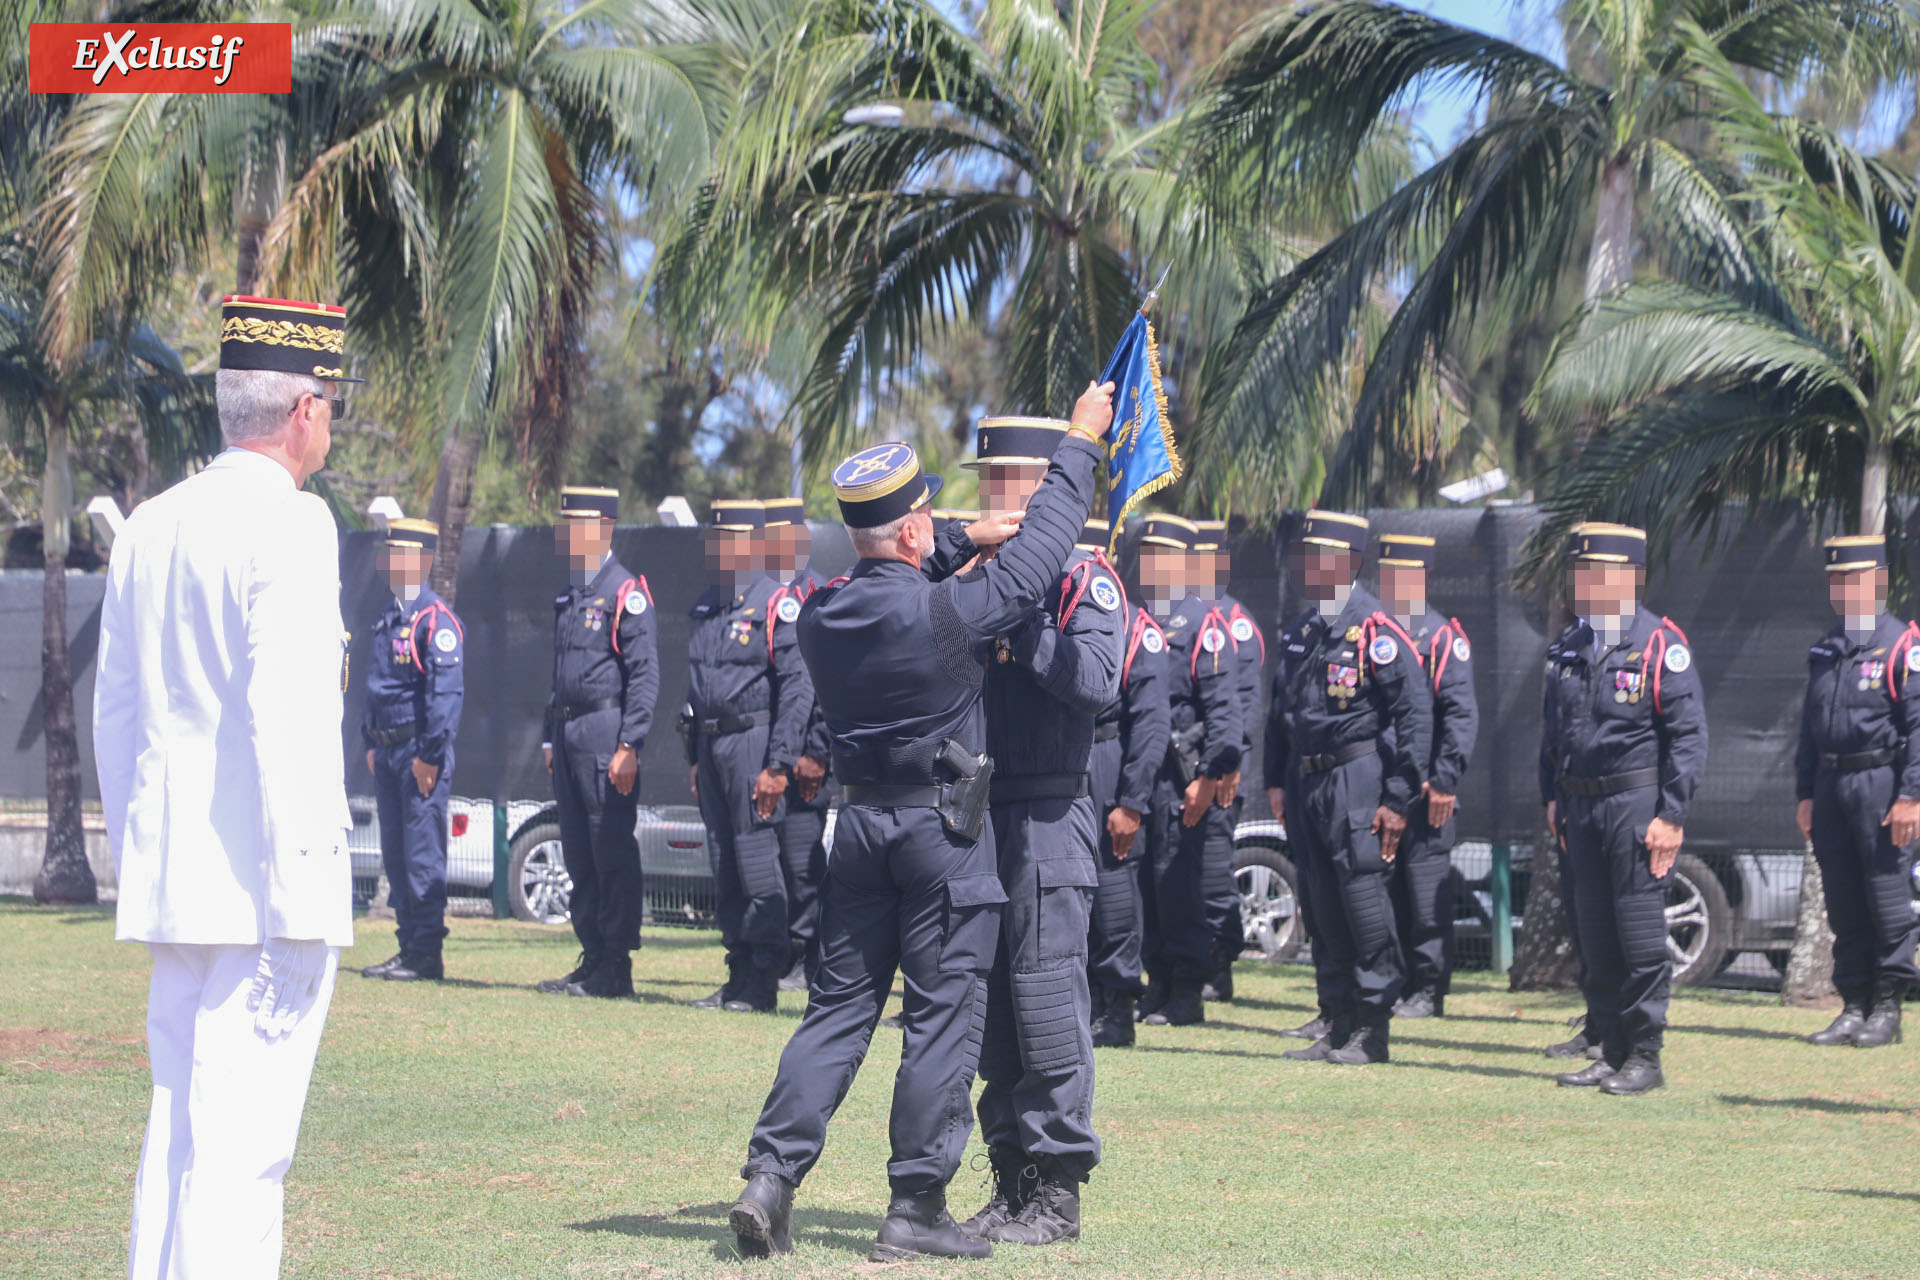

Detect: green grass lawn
2,898,1916,1280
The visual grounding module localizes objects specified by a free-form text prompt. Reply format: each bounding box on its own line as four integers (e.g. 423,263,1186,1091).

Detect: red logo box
30,23,292,94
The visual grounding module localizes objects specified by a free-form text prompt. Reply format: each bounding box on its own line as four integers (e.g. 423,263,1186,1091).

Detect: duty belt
1558,766,1660,798
1298,741,1376,774
367,721,418,747
693,709,770,737
989,772,1090,803
549,697,621,726
1092,722,1120,743
1819,747,1897,773
841,783,943,808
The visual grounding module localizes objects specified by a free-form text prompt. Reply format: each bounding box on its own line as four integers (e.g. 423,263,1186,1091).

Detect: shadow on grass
1392,1034,1544,1057
1667,1023,1806,1042
1140,1042,1550,1081
1208,996,1316,1015
1813,1188,1920,1203
1720,1094,1916,1116
568,1200,874,1260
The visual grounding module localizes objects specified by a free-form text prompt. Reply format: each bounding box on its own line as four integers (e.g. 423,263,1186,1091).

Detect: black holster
1170,722,1206,786
935,738,994,843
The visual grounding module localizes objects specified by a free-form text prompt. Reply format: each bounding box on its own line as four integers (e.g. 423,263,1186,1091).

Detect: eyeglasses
293,392,347,420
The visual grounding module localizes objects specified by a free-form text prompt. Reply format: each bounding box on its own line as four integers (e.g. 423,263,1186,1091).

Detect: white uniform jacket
94,447,354,947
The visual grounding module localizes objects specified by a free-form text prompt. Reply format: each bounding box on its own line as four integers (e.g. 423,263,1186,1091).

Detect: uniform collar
1826,611,1905,654
206,446,297,491
854,556,922,580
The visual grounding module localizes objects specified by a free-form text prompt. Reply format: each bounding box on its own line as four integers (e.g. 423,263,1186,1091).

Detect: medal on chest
583,606,605,632
1613,670,1643,704
729,619,755,647
1858,659,1885,691
391,630,411,665
994,636,1014,664
1326,662,1360,706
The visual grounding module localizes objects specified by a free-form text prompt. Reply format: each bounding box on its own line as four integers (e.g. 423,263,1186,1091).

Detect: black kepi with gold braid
761,498,805,528
1139,513,1198,551
1378,533,1435,568
832,442,942,528
1824,534,1887,572
1301,509,1368,552
383,518,438,552
1567,522,1646,565
219,295,362,382
560,486,619,521
1077,517,1110,551
710,499,766,532
966,416,1069,468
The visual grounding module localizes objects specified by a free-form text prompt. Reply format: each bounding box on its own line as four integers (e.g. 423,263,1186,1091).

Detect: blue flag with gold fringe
1100,310,1182,555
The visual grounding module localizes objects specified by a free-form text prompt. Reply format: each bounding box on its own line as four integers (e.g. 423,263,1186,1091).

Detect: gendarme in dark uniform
1083,517,1171,1047
1193,518,1260,1001
685,499,815,1013
540,486,660,999
1265,510,1429,1066
729,396,1110,1266
1137,515,1242,1028
1373,533,1479,1019
1540,523,1706,1095
1794,534,1920,1049
957,419,1124,1249
360,518,464,983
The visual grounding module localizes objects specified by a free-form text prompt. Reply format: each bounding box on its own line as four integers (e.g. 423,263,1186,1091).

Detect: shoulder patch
434,628,458,653
777,595,801,623
1230,616,1255,644
1090,576,1120,612
1906,645,1920,674
1368,635,1399,665
1451,636,1471,662
1142,628,1165,655
1663,642,1691,674
1200,626,1226,654
624,590,648,616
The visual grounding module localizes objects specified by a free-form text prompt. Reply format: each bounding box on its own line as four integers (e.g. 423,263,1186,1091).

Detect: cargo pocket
1343,805,1386,874
1034,856,1098,964
939,873,1008,974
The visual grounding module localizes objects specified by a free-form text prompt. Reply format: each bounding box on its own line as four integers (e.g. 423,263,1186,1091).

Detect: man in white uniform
94,295,360,1280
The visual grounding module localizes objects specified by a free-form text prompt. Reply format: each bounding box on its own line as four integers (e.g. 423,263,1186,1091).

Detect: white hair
848,513,910,558
215,368,329,445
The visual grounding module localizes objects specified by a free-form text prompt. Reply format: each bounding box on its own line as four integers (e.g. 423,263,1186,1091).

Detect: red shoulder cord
1888,621,1920,703
609,576,652,657
765,585,789,663
1639,616,1689,714
1057,560,1095,632
1229,602,1266,665
825,574,852,589
406,602,464,672
1361,611,1420,684
1428,616,1470,694
1123,608,1164,690
1191,607,1232,681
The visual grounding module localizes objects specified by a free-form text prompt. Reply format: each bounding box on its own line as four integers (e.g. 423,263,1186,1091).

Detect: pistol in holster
935,738,994,843
1170,722,1206,786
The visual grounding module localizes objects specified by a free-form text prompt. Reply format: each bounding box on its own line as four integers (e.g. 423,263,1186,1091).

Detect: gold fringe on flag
1106,316,1184,559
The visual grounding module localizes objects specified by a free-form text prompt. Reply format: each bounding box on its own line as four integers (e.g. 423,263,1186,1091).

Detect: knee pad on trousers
1013,965,1087,1074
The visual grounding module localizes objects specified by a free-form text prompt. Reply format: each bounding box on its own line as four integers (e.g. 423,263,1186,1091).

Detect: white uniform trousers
129,942,339,1280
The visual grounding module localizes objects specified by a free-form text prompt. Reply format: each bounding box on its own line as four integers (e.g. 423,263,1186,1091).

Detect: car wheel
1666,851,1731,985
507,821,572,925
1234,843,1304,962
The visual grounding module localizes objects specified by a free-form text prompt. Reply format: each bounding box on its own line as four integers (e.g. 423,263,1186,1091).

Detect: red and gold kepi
219,295,362,382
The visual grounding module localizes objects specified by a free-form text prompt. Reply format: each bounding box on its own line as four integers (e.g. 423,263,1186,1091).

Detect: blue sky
1405,1,1565,148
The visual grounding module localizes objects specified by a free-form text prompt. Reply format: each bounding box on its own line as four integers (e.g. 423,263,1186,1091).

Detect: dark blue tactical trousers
1086,738,1144,999
1563,787,1669,1063
1390,806,1457,998
1203,794,1246,965
552,707,642,956
781,799,830,980
1289,754,1404,1026
976,796,1101,1179
1810,764,1920,1005
374,743,451,955
697,724,789,975
743,806,1005,1195
1141,777,1218,985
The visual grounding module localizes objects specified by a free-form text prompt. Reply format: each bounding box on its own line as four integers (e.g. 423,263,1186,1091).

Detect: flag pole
1139,263,1172,318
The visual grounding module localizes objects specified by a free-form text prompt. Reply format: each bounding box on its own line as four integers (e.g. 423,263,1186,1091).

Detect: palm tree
1190,0,1916,506
34,0,748,600
654,0,1392,479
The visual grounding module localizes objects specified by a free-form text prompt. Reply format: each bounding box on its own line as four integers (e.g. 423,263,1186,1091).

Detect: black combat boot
1852,996,1903,1048
989,1161,1081,1246
730,1171,795,1258
1807,1002,1868,1046
1555,1059,1617,1088
1144,979,1204,1027
961,1149,1034,1240
538,950,599,994
1281,1014,1329,1041
871,1188,992,1262
1544,1017,1601,1060
692,956,744,1009
384,950,444,982
1394,989,1440,1019
1134,975,1169,1023
569,952,633,998
361,952,405,979
725,963,781,1013
1202,943,1235,1002
1599,1053,1664,1095
1091,995,1136,1048
778,956,809,993
1284,1016,1347,1062
1325,1017,1390,1065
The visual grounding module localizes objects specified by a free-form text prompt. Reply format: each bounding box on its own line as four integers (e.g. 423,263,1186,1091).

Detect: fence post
1491,843,1513,974
492,799,510,919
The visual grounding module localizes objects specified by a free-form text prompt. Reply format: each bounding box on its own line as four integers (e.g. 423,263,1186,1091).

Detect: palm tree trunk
33,399,96,905
1861,434,1890,537
426,427,481,605
1584,154,1635,301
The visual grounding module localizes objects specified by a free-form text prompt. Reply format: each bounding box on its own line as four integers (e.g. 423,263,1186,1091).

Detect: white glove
247,938,331,1041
